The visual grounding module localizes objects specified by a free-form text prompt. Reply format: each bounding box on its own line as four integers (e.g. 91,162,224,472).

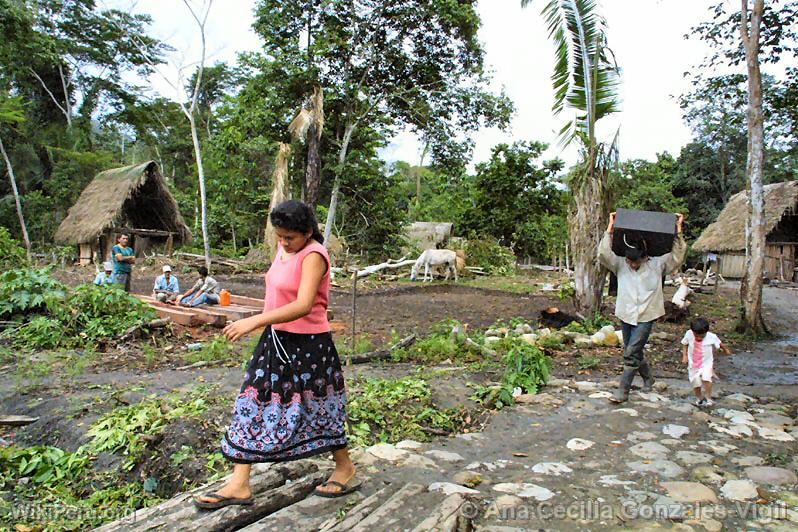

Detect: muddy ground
2,268,797,530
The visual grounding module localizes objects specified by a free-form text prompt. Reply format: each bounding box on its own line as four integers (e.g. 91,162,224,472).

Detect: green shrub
578,355,601,370
0,226,26,268
0,445,90,488
473,343,552,409
12,316,66,349
0,267,66,317
462,233,516,275
538,333,566,351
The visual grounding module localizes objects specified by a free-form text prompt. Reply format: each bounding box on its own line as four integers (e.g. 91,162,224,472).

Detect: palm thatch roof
692,181,798,252
55,161,192,245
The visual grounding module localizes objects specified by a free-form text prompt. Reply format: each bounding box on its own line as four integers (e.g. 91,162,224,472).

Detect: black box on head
612,209,676,257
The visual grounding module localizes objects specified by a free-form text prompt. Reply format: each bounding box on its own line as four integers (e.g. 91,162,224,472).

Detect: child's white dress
681,330,721,387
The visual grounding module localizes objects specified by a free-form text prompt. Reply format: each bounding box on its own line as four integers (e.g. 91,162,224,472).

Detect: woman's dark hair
623,233,647,261
198,266,209,277
270,199,324,244
625,247,645,262
690,317,710,335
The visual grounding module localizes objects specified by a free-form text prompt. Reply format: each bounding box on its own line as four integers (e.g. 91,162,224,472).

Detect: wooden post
166,234,174,257
349,269,358,367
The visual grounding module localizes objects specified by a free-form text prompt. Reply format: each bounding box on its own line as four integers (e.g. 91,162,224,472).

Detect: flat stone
756,427,795,442
396,439,424,450
723,409,754,421
691,466,724,483
456,432,484,441
663,424,691,439
429,482,480,496
685,518,723,532
588,391,614,399
725,393,756,404
661,481,718,503
669,402,697,414
575,381,600,392
744,466,798,486
453,471,483,488
493,482,554,501
425,450,465,462
367,443,409,462
628,431,658,442
709,422,753,438
638,392,670,402
732,456,766,467
493,494,524,511
531,462,573,476
627,459,685,478
350,448,379,466
698,440,737,456
676,451,714,466
720,479,758,501
567,400,596,413
653,382,669,392
566,438,595,451
598,474,636,486
547,378,570,387
629,442,670,460
660,439,683,446
692,411,713,422
614,408,639,417
401,454,439,469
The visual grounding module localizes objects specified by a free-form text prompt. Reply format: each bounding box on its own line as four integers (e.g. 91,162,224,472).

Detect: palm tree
521,0,621,314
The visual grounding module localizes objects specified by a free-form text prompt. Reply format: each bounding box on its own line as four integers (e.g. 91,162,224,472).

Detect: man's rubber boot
638,361,655,392
609,368,637,404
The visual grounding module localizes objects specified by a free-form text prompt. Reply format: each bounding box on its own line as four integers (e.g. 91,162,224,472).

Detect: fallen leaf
513,452,529,457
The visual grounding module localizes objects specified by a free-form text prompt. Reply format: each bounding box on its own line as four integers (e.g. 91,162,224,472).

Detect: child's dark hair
690,317,710,335
198,266,208,277
270,199,324,244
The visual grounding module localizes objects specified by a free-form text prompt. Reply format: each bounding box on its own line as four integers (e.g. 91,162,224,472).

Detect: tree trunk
739,0,766,334
569,154,608,316
188,113,211,269
0,135,31,259
305,86,324,209
323,121,355,245
415,142,429,207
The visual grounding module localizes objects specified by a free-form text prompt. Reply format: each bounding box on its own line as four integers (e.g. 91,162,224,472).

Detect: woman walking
195,200,357,509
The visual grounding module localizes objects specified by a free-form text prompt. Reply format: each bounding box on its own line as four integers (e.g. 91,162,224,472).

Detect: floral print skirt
220,326,348,463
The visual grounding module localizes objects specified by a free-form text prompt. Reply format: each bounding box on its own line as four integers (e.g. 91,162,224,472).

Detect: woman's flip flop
193,492,254,510
314,478,362,498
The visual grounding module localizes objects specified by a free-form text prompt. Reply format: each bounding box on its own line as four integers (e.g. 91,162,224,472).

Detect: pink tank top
265,240,330,334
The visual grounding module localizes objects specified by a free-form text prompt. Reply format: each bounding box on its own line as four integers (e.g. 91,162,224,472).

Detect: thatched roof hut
693,181,798,279
55,161,192,264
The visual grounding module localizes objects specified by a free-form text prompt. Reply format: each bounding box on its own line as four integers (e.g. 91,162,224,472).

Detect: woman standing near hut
195,200,357,509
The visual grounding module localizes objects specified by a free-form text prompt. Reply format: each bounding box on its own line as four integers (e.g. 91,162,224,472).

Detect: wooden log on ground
347,334,416,364
207,304,260,321
229,295,264,307
323,487,391,531
346,483,425,532
411,493,469,532
239,474,358,531
135,295,227,327
95,462,318,532
353,258,416,278
117,318,171,342
0,415,39,427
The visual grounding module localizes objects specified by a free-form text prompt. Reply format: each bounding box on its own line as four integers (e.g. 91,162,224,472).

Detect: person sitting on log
153,265,180,303
177,266,220,307
93,262,115,286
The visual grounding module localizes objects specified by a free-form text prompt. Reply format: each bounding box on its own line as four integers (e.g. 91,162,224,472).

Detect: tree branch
27,68,70,125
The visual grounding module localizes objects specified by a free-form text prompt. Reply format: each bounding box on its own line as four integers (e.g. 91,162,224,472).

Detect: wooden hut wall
719,253,746,278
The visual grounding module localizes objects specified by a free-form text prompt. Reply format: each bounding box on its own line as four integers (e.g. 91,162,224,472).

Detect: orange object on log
219,289,231,306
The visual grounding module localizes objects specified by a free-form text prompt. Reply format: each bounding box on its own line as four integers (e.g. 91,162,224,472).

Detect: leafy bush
0,226,26,268
473,342,552,409
578,355,601,370
0,267,66,317
347,375,468,447
462,233,516,275
538,333,566,351
0,445,90,488
12,316,66,349
86,395,208,470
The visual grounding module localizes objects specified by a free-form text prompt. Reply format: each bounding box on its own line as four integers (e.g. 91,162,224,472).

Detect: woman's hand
223,316,261,342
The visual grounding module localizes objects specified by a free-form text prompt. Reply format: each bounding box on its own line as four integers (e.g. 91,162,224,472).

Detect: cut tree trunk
739,0,767,334
0,135,31,259
305,85,324,208
188,113,211,270
569,160,608,315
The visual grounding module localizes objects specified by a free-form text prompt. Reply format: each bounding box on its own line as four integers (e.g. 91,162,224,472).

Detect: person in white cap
153,265,180,303
94,261,115,286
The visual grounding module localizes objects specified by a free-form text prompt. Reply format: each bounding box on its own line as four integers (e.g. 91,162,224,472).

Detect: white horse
410,249,458,282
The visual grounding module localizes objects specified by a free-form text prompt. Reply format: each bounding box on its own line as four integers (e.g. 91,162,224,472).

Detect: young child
681,317,732,406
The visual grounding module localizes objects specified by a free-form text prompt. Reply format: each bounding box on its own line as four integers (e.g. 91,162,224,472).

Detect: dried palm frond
265,143,292,256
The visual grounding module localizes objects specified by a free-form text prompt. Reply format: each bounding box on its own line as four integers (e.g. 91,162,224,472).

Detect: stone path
96,379,798,531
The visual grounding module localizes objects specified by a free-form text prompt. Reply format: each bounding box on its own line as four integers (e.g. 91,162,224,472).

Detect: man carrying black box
599,211,686,403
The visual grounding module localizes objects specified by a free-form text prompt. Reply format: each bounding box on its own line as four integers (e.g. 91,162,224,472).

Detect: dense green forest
1,0,796,264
